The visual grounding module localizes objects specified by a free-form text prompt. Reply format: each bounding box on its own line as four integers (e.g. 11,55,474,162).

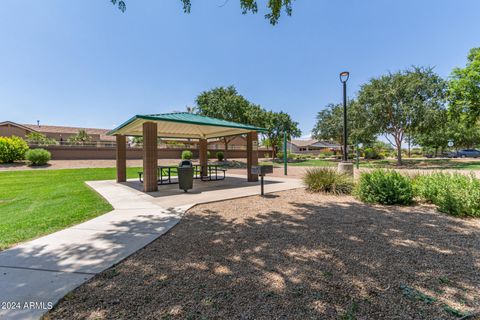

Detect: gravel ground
45,189,479,320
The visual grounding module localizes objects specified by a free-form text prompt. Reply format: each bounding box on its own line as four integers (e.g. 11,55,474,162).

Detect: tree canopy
448,47,480,122
311,101,376,147
111,0,293,25
195,85,300,158
263,110,301,158
357,67,446,165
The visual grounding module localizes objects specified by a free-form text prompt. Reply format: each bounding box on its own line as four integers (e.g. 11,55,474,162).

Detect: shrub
303,168,354,195
355,170,413,205
25,148,51,166
0,136,29,163
181,150,193,160
320,151,334,157
364,147,384,160
413,173,480,217
25,132,57,146
216,151,225,161
276,152,293,160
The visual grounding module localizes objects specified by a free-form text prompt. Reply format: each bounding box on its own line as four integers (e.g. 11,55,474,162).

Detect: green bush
25,148,51,166
303,168,354,195
276,152,293,159
216,151,225,161
25,132,57,146
181,150,193,160
356,170,413,205
320,151,334,157
0,136,29,163
364,147,384,160
413,173,480,217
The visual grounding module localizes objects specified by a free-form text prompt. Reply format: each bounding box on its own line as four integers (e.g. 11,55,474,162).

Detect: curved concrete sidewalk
0,174,302,320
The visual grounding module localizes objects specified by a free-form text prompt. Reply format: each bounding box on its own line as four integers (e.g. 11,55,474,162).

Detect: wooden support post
247,131,259,182
116,134,127,183
199,138,208,177
143,122,158,192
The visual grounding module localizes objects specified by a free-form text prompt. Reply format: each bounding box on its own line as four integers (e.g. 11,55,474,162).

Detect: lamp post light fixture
339,71,349,162
337,71,354,175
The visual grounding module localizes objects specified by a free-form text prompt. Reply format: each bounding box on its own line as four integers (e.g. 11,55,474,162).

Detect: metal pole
261,175,264,196
283,131,287,175
355,142,359,169
343,81,348,162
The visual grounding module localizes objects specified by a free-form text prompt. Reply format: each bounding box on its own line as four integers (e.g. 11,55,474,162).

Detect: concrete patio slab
88,173,304,209
0,173,302,320
0,267,93,320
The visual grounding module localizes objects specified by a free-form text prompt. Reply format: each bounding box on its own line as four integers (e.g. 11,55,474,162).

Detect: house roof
290,139,341,148
22,124,115,141
0,121,40,133
108,113,266,139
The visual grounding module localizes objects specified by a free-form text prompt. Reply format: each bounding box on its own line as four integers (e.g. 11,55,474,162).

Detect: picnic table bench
138,164,226,185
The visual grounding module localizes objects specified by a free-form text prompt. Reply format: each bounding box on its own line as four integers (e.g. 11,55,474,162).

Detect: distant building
0,121,256,149
287,139,342,154
0,121,114,142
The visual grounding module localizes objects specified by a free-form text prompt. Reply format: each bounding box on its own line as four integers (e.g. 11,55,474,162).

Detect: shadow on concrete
122,176,282,198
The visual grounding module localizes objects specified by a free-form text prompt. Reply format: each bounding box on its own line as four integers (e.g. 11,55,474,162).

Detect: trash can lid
179,160,193,167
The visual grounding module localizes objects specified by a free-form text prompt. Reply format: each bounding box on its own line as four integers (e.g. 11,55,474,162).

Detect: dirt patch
45,189,480,319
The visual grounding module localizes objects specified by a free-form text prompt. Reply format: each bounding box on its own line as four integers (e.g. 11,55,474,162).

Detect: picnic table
138,164,226,185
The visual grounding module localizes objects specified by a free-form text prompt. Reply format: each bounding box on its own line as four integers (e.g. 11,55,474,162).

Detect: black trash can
178,160,194,192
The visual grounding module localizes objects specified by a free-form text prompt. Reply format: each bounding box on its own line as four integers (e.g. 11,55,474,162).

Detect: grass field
262,158,480,170
0,167,141,250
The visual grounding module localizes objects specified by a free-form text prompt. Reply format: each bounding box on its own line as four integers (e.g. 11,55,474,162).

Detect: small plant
68,129,92,144
181,150,193,160
25,132,57,146
0,136,29,163
340,301,358,320
413,173,480,217
364,147,384,160
216,151,225,161
400,285,437,304
303,168,354,195
355,170,413,205
25,148,51,166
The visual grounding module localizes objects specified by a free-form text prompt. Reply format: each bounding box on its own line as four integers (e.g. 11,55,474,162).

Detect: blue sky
1,0,479,137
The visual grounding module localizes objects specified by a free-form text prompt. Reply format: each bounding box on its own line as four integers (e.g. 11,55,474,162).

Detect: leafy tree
263,110,301,159
357,67,446,165
448,47,480,122
411,108,450,157
311,101,376,152
111,0,293,25
25,132,58,146
195,86,262,159
449,115,480,149
68,129,92,145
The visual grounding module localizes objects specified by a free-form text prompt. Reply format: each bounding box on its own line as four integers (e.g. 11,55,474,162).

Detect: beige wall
0,124,31,138
40,146,270,160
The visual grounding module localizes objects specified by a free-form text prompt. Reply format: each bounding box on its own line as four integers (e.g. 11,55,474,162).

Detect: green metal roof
108,112,265,139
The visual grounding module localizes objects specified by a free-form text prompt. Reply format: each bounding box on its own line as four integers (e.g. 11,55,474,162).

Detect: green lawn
360,158,480,170
262,158,480,170
260,159,337,167
0,167,141,250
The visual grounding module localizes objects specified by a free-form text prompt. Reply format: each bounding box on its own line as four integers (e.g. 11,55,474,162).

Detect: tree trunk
396,139,403,166
407,138,411,158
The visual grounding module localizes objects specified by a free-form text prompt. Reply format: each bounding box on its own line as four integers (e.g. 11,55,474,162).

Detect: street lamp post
339,71,349,162
338,71,354,175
